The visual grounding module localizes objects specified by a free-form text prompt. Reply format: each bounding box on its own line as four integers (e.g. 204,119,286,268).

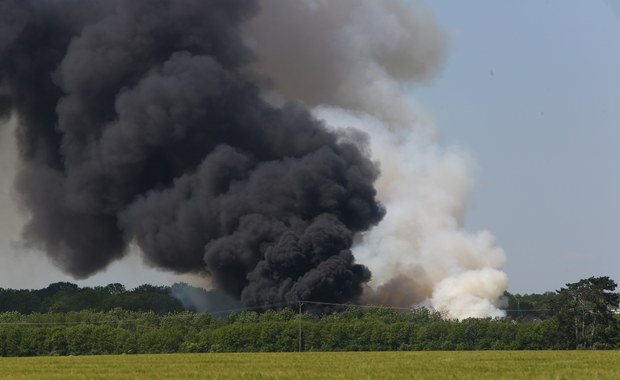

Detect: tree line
0,282,185,314
0,276,617,356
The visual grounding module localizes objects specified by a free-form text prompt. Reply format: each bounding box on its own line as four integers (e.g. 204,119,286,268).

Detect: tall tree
554,276,619,348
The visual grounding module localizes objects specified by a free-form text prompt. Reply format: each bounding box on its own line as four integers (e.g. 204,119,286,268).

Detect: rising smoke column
246,0,508,319
0,0,384,307
1,0,508,318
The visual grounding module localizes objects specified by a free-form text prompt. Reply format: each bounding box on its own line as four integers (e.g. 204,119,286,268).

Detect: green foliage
503,291,557,320
0,282,184,314
0,277,619,356
553,276,620,349
0,305,618,356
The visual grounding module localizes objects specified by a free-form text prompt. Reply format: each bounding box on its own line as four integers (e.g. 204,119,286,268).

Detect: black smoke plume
0,0,384,307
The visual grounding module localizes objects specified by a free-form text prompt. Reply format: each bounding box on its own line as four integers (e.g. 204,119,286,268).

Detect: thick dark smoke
0,0,384,307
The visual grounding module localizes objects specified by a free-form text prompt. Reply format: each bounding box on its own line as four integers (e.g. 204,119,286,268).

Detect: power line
301,300,414,311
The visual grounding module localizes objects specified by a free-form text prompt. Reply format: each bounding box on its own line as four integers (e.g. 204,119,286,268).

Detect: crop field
1,351,620,379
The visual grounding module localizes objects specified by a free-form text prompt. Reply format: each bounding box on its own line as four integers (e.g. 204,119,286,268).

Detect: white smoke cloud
314,108,507,320
248,0,508,319
431,268,508,320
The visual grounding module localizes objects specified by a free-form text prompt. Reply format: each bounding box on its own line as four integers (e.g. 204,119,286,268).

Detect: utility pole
298,301,303,352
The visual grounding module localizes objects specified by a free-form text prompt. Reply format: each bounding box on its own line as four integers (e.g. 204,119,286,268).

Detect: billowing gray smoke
0,0,384,307
246,0,508,319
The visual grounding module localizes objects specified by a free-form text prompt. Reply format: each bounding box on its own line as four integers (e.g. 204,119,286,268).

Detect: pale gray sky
415,0,620,293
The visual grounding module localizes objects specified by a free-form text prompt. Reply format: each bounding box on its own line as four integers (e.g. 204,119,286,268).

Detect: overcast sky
1,1,619,294
415,0,620,293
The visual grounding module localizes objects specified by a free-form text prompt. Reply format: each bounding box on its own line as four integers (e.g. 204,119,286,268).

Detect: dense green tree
504,291,557,320
0,278,619,355
554,276,620,348
0,283,185,314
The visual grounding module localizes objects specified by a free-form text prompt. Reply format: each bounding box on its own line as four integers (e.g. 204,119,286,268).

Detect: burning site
0,0,507,320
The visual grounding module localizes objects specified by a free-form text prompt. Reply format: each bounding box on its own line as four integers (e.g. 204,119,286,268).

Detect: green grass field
1,351,620,379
